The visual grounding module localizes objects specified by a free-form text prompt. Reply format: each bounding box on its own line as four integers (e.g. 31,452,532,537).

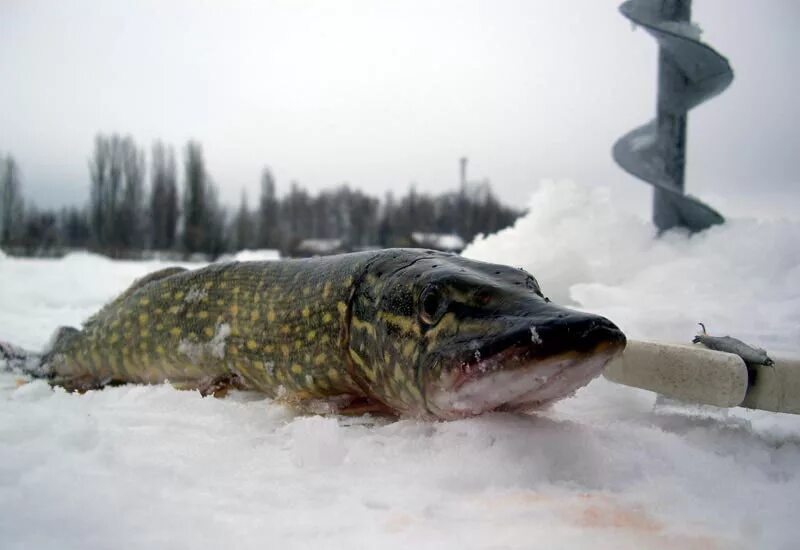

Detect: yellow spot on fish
267,310,276,322
322,312,333,323
337,302,347,316
314,353,326,366
317,379,330,390
161,292,171,299
343,275,353,287
233,286,240,294
154,308,163,315
250,310,259,322
291,364,303,375
230,304,239,316
141,329,150,338
168,305,180,314
204,326,214,338
109,333,119,344
216,299,224,306
138,313,149,324
302,306,310,318
139,298,150,306
276,371,285,382
174,291,184,300
320,334,330,345
303,286,310,296
280,345,289,357
327,368,339,380
198,311,208,319
204,281,213,289
229,345,239,356
156,323,164,331
170,327,181,337
402,340,416,358
306,330,316,341
406,383,423,401
247,339,257,351
111,319,120,328
264,344,274,353
378,312,420,336
186,311,194,319
156,345,166,355
139,341,148,352
322,282,332,299
294,340,302,351
352,317,376,337
280,325,290,335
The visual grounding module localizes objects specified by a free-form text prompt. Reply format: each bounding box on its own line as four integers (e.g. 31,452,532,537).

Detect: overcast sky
1,0,798,218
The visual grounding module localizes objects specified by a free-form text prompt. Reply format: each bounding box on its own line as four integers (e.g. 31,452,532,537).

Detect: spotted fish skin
27,248,626,419
44,254,372,400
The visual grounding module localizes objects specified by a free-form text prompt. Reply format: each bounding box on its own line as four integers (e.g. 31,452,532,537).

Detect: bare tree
150,142,178,250
182,141,225,258
0,154,24,247
232,189,255,251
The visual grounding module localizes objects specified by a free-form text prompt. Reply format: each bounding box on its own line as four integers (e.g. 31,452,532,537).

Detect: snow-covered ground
1,182,798,549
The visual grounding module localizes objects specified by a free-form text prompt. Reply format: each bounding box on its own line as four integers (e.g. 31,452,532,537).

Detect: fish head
350,250,626,419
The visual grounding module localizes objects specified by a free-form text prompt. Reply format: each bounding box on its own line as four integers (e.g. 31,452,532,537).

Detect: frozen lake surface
1,182,798,549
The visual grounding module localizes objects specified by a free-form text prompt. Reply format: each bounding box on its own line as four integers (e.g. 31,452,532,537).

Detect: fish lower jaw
427,351,616,420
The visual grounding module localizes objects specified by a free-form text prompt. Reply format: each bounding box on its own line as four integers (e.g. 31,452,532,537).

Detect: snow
1,181,799,549
231,248,281,262
411,232,466,252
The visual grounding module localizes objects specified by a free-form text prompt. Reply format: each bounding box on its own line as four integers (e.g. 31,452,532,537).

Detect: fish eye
419,285,446,325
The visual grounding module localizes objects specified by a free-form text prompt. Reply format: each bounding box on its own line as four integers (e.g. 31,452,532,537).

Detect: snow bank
464,180,800,353
1,183,799,549
230,248,281,262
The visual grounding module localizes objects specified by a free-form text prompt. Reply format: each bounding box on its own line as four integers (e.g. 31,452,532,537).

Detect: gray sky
1,0,798,218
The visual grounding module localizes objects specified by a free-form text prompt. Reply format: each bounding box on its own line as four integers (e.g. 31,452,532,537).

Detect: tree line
0,134,521,259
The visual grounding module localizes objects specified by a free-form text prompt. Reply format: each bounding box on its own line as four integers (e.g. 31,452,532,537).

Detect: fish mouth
426,313,626,419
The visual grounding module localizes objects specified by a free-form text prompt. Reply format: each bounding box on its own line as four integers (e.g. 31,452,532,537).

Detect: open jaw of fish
425,319,626,420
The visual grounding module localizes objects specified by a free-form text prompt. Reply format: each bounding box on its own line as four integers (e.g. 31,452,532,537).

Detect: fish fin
336,396,398,417
49,373,127,393
195,373,248,398
1,340,47,377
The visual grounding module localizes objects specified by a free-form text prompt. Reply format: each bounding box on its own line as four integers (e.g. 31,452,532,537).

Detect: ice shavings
183,286,208,304
177,323,231,362
463,180,800,354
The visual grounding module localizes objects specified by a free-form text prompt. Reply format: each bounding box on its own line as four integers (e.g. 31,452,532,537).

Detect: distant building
410,232,465,253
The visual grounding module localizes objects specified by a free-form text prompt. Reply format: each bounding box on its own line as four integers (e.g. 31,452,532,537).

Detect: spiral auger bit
613,0,734,233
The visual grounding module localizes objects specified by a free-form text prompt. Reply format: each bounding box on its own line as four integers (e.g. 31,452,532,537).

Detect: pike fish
1,249,626,419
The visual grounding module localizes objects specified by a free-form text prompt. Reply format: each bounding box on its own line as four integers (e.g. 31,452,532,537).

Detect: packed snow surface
1,182,799,549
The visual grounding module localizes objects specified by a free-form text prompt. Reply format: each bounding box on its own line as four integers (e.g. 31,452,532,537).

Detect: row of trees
0,135,521,258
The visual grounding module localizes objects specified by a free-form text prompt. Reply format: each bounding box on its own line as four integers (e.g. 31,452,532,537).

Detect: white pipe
603,340,800,414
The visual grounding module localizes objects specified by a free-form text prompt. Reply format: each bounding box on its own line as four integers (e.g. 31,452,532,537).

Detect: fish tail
1,326,80,379
0,339,45,377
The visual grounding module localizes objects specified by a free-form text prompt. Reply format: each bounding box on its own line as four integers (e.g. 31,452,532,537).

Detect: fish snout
529,309,626,356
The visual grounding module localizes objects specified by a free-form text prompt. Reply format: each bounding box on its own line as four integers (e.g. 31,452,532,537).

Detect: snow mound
232,248,281,262
464,180,800,353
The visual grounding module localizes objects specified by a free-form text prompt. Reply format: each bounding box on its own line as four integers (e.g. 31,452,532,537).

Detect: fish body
7,249,626,419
